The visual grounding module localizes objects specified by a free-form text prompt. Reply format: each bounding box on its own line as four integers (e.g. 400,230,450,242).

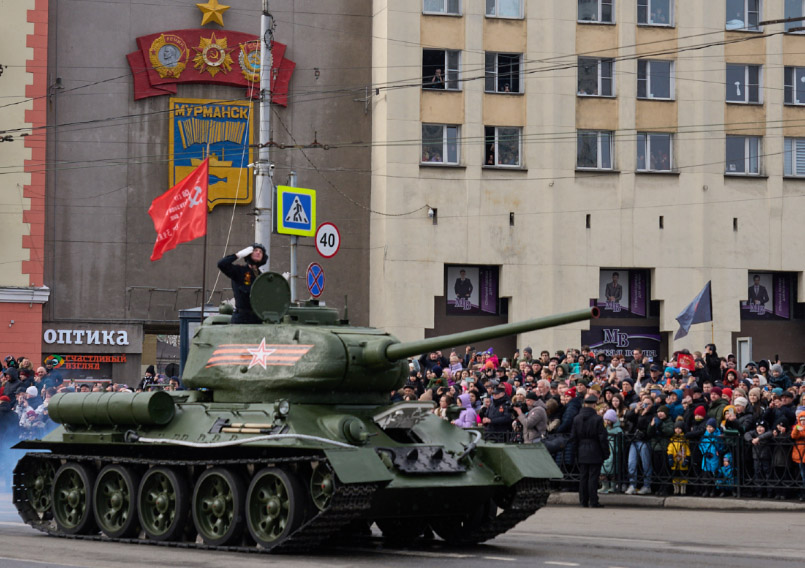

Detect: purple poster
480,268,497,314
741,272,790,320
630,271,647,317
594,269,648,318
446,265,499,316
581,325,661,359
774,274,790,319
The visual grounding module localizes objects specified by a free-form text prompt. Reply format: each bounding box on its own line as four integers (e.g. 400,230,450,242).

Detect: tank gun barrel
383,307,599,362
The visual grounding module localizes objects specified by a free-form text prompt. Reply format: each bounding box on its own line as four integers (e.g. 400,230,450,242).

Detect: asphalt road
1,495,803,568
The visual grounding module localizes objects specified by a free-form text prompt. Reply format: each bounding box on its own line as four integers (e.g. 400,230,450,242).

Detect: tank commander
217,243,267,324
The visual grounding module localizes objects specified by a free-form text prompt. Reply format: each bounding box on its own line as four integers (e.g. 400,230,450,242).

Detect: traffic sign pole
288,171,298,302
276,182,316,302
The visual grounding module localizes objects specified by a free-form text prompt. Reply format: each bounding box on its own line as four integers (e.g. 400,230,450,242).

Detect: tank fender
475,443,563,486
324,448,394,485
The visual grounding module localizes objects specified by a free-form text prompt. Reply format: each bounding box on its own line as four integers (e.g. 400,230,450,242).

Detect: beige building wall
372,0,805,356
0,0,34,287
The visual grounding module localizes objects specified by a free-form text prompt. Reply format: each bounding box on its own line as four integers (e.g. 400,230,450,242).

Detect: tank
13,272,599,552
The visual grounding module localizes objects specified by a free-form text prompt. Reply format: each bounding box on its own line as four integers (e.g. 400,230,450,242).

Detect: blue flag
675,281,712,340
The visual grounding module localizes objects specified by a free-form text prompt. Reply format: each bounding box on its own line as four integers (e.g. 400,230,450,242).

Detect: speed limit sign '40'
315,223,340,258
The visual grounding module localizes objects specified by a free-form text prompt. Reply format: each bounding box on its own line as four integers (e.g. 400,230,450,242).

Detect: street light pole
255,0,274,268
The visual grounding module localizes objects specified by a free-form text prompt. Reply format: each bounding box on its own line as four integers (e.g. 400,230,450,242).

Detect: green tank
13,272,598,552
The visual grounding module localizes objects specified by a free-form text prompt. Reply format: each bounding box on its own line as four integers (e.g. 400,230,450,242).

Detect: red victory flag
677,352,695,372
149,158,209,261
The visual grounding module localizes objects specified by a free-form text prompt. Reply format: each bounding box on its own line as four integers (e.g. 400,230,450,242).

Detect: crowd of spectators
393,344,805,500
3,345,805,501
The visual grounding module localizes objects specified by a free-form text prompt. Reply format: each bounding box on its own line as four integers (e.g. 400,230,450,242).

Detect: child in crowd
771,419,792,499
715,452,735,497
667,419,690,494
744,419,773,498
599,409,622,494
699,418,723,497
791,411,805,501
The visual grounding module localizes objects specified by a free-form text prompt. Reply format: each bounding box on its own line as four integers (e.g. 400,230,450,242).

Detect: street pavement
1,493,804,568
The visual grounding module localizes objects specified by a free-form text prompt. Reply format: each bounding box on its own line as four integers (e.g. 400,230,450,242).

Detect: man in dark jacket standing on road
571,395,610,508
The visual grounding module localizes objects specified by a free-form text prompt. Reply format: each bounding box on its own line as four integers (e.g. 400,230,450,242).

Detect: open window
485,52,523,93
578,58,614,96
485,126,521,167
423,49,461,90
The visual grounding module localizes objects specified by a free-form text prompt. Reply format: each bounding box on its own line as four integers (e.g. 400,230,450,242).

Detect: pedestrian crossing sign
276,185,316,236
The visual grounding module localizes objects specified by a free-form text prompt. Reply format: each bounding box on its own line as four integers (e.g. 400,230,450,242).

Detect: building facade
371,0,805,363
0,0,49,364
33,0,372,381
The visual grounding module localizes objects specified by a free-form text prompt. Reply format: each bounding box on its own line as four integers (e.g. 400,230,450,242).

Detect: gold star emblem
197,0,230,27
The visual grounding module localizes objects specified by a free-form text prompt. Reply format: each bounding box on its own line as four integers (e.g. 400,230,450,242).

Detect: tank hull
13,396,559,550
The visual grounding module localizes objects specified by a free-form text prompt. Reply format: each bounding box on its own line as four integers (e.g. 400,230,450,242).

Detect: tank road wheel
246,467,306,548
429,498,496,545
138,467,189,541
191,467,245,546
93,465,140,538
18,457,56,520
309,463,335,511
52,462,97,535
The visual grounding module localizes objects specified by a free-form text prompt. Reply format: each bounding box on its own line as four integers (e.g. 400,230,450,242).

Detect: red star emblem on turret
247,338,275,369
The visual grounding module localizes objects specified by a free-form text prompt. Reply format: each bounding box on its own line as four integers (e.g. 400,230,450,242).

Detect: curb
548,491,805,511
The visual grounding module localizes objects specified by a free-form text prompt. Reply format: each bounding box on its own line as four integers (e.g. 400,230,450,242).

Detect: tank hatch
250,272,291,323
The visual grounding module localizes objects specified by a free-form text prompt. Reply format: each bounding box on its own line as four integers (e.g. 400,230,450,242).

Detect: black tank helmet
247,242,267,267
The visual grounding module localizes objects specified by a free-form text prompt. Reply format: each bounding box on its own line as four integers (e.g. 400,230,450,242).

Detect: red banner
127,29,295,105
677,353,695,372
149,158,209,261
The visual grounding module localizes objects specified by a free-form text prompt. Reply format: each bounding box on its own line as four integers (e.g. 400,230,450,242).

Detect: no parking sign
306,263,325,298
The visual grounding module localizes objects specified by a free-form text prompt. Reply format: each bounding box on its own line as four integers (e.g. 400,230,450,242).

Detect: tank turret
181,272,599,403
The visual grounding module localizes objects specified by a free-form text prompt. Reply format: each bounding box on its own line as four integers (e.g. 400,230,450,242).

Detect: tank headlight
340,417,368,445
276,399,291,417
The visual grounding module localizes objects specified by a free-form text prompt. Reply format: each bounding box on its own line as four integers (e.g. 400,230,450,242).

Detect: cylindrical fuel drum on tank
48,391,175,427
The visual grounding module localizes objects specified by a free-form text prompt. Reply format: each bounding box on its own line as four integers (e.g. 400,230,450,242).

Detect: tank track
13,452,379,554
455,478,550,545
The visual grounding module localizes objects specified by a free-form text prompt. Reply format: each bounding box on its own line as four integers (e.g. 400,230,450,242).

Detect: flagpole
709,282,714,344
201,144,210,325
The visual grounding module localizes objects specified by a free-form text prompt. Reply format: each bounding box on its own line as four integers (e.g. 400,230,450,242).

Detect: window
424,0,460,15
784,138,805,176
485,127,521,167
578,58,614,96
726,0,760,31
485,0,523,18
423,49,460,90
726,64,761,103
485,53,523,93
637,133,672,172
579,0,614,23
422,124,460,165
726,136,760,174
638,0,672,25
637,60,674,100
785,67,805,104
785,0,805,33
577,131,614,170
